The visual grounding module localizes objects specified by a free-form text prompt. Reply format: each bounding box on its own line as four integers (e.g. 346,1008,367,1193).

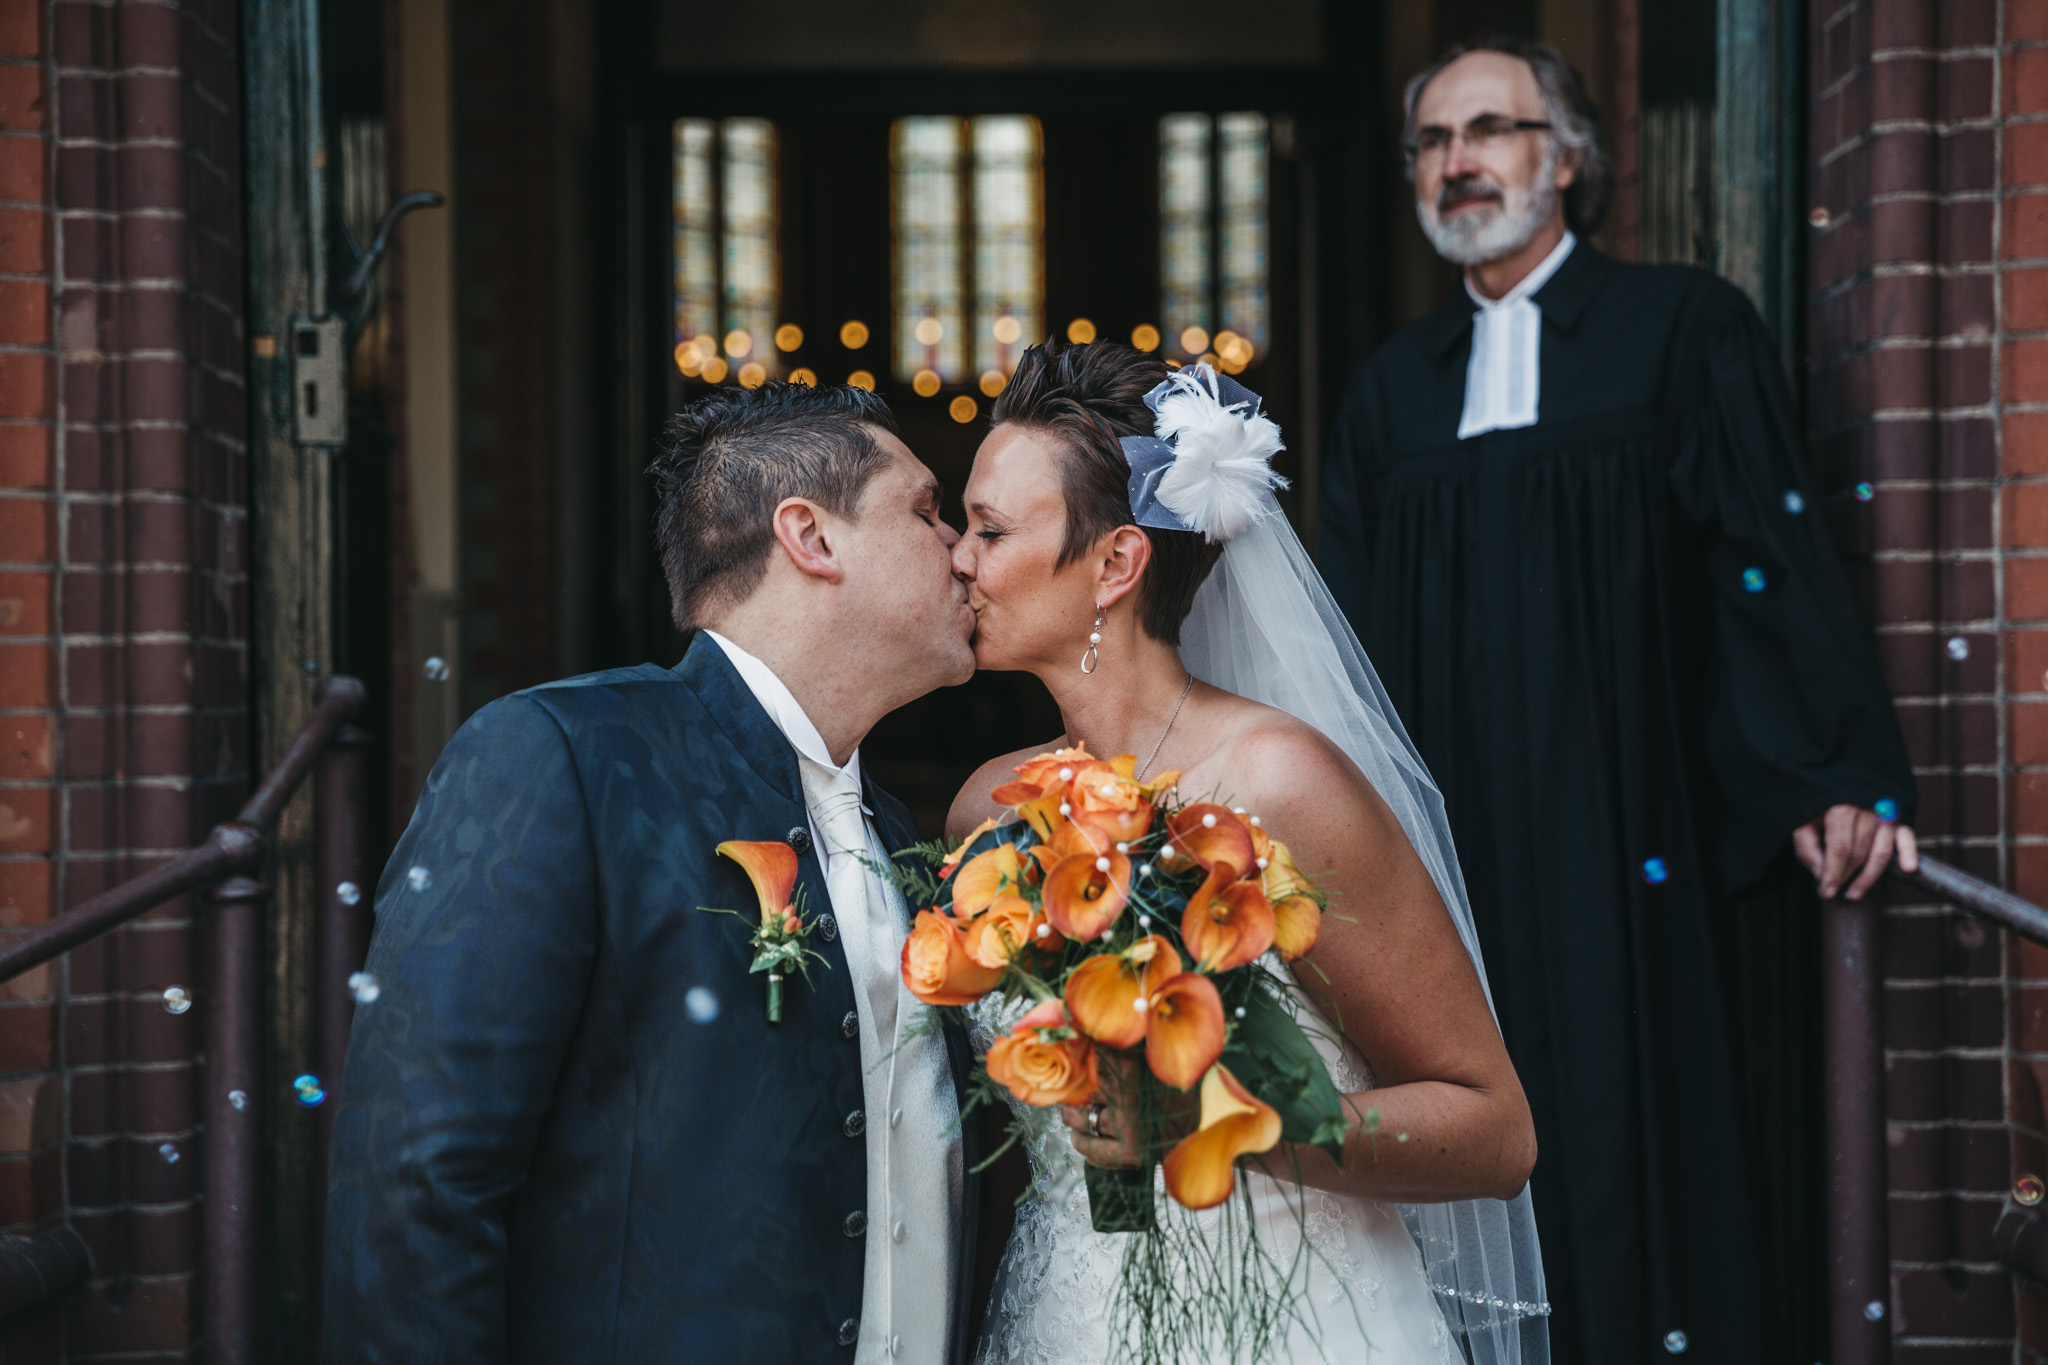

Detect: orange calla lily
900,909,1004,1005
1162,1063,1283,1209
1143,971,1227,1089
1262,838,1321,959
1166,804,1257,880
940,817,1001,872
964,893,1043,968
1064,936,1183,1047
954,843,1024,917
1041,850,1132,942
989,746,1094,807
716,840,799,926
1181,870,1277,972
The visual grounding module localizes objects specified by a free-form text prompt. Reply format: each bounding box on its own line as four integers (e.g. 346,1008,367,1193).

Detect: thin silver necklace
1135,673,1195,782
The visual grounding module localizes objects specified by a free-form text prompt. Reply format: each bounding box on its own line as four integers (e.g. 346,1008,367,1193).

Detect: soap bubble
1641,858,1669,885
293,1074,327,1107
1874,799,1899,823
685,987,720,1024
1946,636,1970,661
227,1089,248,1112
1855,482,1874,502
336,881,362,906
423,656,450,682
1741,567,1766,593
1863,1300,1885,1321
1663,1330,1687,1354
162,986,191,1015
406,866,431,892
348,972,380,1004
1782,491,1805,514
158,1142,179,1164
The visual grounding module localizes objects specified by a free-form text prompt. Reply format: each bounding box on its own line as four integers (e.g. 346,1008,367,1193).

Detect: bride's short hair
991,339,1224,646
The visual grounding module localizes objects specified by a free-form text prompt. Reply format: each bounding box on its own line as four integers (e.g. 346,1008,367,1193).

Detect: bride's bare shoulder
947,739,1061,843
1193,694,1369,819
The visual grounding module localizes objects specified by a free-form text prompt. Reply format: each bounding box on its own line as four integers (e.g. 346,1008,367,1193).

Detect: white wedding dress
968,986,1459,1365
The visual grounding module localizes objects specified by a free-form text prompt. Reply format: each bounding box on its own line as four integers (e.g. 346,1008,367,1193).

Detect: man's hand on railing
1793,803,1920,901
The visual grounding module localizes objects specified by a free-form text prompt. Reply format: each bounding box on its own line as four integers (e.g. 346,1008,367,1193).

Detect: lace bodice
966,975,1458,1365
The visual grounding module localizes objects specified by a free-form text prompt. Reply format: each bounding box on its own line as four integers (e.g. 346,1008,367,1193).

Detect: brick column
0,1,249,1359
1812,0,2048,1353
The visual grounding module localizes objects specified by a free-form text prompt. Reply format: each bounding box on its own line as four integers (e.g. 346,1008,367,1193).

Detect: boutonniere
708,840,830,1023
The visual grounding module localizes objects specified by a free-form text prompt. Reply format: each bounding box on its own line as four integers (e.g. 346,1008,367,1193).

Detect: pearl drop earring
1081,604,1104,674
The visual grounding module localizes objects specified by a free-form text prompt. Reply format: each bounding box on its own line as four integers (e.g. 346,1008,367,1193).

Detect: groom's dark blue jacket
323,637,981,1363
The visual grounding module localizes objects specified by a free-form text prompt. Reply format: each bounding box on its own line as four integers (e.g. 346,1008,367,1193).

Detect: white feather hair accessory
1121,363,1289,544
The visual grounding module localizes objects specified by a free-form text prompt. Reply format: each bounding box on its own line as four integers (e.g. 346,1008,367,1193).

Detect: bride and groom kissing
321,339,1549,1364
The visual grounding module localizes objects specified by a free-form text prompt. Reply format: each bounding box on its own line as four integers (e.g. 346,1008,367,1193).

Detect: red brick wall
0,1,245,1358
1810,0,2048,1352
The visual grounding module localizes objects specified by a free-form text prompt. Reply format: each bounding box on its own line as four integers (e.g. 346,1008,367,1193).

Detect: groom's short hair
650,382,901,628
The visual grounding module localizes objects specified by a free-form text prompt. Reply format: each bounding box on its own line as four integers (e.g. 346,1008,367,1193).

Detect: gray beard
1416,172,1561,268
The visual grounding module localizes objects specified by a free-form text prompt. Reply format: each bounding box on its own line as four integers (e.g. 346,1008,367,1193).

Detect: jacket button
844,1109,865,1137
838,1317,859,1346
843,1209,867,1238
788,827,812,855
818,913,838,942
842,1011,859,1039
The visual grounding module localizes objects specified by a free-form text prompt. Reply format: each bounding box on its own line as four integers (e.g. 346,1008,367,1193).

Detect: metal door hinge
291,315,348,447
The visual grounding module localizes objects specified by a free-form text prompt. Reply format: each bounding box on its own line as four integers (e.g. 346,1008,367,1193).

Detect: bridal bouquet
897,745,1355,1235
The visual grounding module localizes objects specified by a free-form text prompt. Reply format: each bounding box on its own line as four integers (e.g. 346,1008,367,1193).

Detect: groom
323,383,982,1363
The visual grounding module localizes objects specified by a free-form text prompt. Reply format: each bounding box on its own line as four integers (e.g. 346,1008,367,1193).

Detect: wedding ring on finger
1087,1103,1104,1139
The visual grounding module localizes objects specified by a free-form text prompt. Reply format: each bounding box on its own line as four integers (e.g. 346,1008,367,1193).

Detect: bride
946,339,1549,1363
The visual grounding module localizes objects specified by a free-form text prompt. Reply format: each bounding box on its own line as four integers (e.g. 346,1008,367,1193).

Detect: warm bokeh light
738,361,767,388
841,320,871,349
1066,318,1096,344
1180,326,1210,356
789,367,817,387
1214,330,1254,374
912,368,943,397
949,395,979,423
724,329,753,358
674,342,701,376
1131,324,1161,352
1197,351,1219,368
848,369,876,391
979,369,1006,397
701,355,730,383
915,316,944,347
774,323,804,352
992,315,1023,345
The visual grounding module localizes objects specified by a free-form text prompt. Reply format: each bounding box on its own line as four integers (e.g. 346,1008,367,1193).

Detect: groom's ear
769,497,845,584
1096,525,1152,611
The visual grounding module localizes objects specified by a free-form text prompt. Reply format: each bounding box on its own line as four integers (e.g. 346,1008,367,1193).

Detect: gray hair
1402,37,1612,237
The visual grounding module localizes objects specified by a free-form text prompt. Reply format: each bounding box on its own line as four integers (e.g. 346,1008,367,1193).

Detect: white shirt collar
702,629,862,784
1465,229,1577,310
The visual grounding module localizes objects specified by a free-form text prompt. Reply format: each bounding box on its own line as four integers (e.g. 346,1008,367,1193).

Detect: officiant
1317,39,1918,1365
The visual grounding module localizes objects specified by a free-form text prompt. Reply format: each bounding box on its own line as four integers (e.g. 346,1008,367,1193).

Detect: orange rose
984,999,1100,1107
1066,762,1155,846
901,909,1003,1006
963,892,1044,969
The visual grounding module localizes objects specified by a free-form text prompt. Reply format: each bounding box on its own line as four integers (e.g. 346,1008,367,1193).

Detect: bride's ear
1095,525,1152,612
770,497,844,584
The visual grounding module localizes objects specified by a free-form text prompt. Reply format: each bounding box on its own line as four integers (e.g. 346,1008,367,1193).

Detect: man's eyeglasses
1405,116,1554,166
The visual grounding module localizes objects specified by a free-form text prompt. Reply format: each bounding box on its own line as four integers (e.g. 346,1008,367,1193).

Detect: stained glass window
971,116,1043,381
672,118,780,383
893,117,966,382
1160,113,1212,360
892,115,1043,385
1159,112,1269,371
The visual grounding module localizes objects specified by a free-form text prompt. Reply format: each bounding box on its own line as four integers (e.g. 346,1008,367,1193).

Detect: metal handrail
0,677,365,985
0,676,371,1365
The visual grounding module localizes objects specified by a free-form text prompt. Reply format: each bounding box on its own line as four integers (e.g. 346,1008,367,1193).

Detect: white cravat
704,632,960,1364
1457,230,1577,440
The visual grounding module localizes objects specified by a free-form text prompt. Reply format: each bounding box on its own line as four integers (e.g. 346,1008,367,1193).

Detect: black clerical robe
1318,244,1915,1364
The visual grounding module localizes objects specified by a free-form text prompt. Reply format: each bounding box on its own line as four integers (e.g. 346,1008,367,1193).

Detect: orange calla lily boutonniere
710,840,830,1023
891,743,1347,1255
